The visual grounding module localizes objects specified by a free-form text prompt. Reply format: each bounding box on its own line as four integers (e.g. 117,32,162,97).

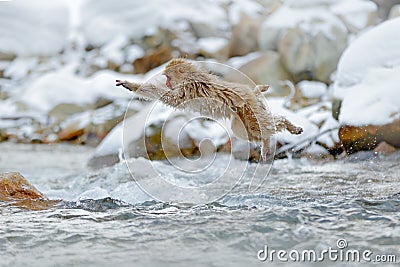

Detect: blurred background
0,0,399,167
1,2,400,266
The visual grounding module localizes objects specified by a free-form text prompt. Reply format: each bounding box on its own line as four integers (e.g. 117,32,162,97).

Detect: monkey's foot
287,125,303,135
261,141,271,162
293,126,303,135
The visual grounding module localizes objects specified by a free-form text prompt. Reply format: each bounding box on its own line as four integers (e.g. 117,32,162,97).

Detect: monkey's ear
178,67,184,74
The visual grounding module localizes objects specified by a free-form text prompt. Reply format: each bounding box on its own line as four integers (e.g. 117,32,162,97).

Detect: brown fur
116,58,303,159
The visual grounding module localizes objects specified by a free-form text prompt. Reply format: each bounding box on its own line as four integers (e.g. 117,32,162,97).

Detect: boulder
88,102,229,168
133,45,173,74
278,25,347,82
372,0,400,19
389,4,400,18
228,14,262,57
259,5,348,82
331,0,378,33
224,51,291,92
0,172,58,210
339,119,400,154
197,37,229,61
333,18,400,154
374,141,397,155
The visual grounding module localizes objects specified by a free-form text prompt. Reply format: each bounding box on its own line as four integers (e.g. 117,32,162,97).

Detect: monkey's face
165,74,172,89
163,68,185,90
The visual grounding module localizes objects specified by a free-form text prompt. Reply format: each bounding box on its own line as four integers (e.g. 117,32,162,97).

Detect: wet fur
116,59,303,159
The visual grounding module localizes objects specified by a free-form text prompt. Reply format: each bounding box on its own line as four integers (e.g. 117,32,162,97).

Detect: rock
89,102,229,168
331,0,378,33
133,45,173,74
224,51,291,92
0,172,58,210
58,103,135,145
339,119,400,154
372,0,400,19
0,52,15,61
197,37,229,61
374,141,397,155
278,26,347,82
58,119,85,141
259,5,348,83
48,103,86,122
333,18,400,129
228,14,262,57
80,0,227,47
389,4,400,18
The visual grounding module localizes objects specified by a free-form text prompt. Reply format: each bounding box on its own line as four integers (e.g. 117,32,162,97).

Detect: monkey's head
163,58,195,89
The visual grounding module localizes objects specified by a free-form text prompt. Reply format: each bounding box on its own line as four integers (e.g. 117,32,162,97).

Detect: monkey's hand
116,80,141,92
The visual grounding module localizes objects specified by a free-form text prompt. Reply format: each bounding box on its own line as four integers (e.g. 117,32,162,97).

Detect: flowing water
1,143,399,266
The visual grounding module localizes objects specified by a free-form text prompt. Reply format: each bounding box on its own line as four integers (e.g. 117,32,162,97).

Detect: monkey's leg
261,139,271,162
273,115,303,135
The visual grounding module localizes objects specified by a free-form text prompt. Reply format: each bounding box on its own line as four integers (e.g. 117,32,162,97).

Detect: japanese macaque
116,58,303,160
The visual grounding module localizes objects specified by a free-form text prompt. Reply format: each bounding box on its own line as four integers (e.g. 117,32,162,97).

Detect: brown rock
339,119,400,154
133,45,173,74
228,14,261,57
58,120,85,141
374,141,397,155
0,172,58,210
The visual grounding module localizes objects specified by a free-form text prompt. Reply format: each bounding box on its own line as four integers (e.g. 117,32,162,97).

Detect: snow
100,35,129,66
20,66,139,112
80,0,228,46
297,81,327,98
91,103,155,158
4,57,39,80
198,37,228,54
259,5,347,50
228,0,263,25
268,98,319,145
333,18,400,126
335,18,400,88
0,0,69,56
317,116,340,147
338,66,400,126
331,0,377,31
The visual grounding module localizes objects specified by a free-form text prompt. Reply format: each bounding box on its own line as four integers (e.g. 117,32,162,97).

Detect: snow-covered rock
259,5,348,82
389,4,400,19
0,0,69,56
334,17,400,126
80,0,228,47
331,0,378,32
268,98,319,148
19,66,137,112
88,102,230,168
227,0,264,26
228,14,262,57
224,51,290,91
297,81,328,99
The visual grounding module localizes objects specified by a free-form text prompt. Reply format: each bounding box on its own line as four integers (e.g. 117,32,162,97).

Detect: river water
0,143,399,266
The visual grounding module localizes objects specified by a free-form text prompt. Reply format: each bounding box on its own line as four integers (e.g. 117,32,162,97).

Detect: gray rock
389,4,400,18
225,51,291,92
278,25,347,82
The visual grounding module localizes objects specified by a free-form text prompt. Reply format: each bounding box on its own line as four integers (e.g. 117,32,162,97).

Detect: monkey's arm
116,80,141,92
116,79,172,101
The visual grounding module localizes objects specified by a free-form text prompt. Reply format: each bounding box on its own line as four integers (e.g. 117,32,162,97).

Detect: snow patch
0,0,69,56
